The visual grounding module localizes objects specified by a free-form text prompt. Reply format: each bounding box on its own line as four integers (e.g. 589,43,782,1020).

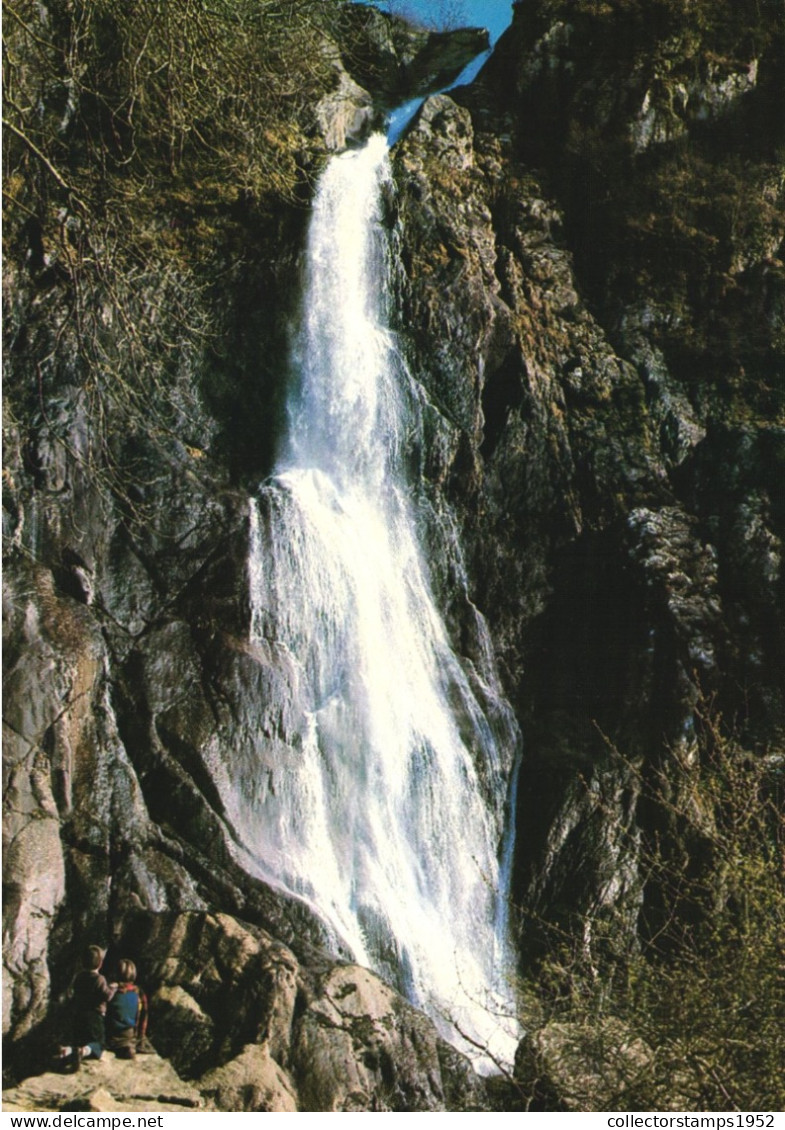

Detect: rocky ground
3,931,487,1113
3,1056,208,1116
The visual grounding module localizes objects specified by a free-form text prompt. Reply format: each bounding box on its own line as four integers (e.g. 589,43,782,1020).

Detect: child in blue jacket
106,958,147,1059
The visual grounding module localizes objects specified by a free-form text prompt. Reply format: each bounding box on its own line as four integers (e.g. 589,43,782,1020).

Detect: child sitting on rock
106,958,147,1059
56,944,116,1071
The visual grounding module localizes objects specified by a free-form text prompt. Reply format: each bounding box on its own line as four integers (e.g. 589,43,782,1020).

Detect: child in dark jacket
56,944,116,1070
106,959,147,1059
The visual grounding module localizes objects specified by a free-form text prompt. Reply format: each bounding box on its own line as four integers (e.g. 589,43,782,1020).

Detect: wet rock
393,86,665,939
391,0,784,953
291,964,483,1112
316,67,375,152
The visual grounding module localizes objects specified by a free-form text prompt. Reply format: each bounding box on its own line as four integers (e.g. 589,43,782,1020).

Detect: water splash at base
244,135,521,1069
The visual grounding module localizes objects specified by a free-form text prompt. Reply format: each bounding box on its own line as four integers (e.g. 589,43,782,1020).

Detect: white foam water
246,133,521,1068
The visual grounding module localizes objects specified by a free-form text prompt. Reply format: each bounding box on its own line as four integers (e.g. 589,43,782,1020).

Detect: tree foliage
513,709,785,1111
3,0,351,520
3,0,348,209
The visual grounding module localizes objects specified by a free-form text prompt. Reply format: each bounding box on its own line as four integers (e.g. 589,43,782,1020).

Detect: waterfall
246,133,521,1067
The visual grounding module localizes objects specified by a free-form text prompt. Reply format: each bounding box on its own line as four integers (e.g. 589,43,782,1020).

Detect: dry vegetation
514,709,785,1111
3,0,352,519
3,0,347,210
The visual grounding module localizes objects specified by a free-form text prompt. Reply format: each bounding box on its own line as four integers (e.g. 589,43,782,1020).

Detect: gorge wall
3,0,784,1112
392,0,785,958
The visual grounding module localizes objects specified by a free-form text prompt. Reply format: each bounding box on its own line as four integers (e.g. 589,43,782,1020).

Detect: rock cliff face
3,0,783,1112
391,0,784,954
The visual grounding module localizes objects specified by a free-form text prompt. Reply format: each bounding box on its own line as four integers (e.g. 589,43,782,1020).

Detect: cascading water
246,132,521,1067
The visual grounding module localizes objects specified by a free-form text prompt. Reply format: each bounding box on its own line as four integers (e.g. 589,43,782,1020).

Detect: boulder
336,7,489,104
127,912,299,1077
198,1043,297,1112
514,1018,655,1111
291,964,483,1112
147,985,215,1079
316,71,375,151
